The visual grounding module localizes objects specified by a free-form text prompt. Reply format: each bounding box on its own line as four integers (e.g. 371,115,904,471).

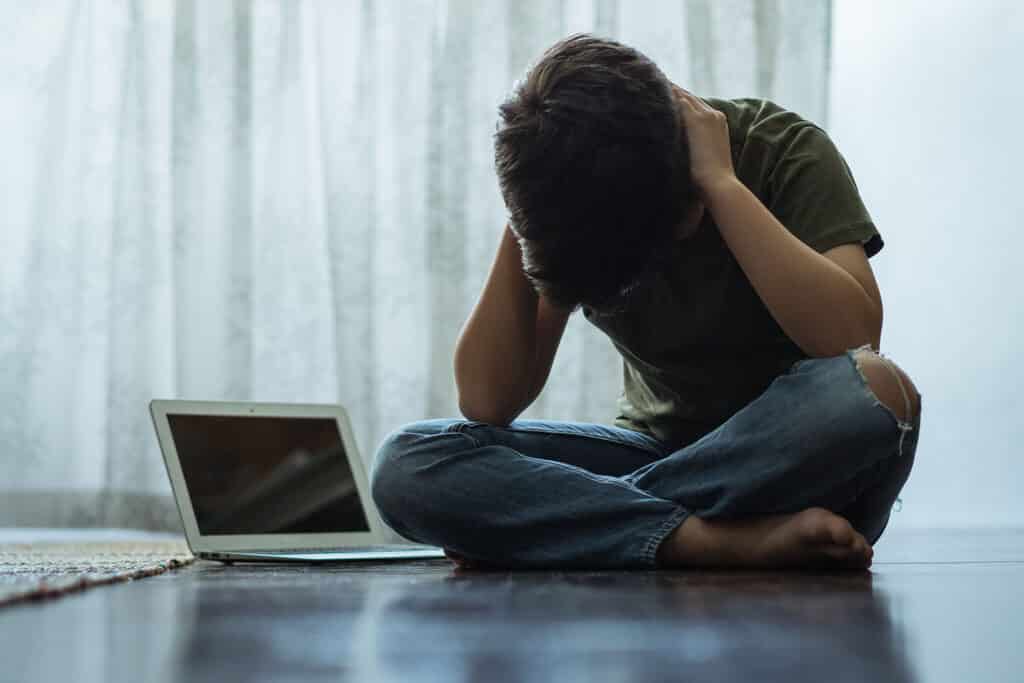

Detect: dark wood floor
3,528,1023,682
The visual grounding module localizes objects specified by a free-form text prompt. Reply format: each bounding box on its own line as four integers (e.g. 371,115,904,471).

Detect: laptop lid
149,399,388,554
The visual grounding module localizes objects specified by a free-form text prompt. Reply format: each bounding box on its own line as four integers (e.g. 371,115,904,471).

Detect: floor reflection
19,555,1024,683
339,567,919,683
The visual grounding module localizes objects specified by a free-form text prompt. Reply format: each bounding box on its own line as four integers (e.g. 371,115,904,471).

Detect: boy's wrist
700,173,744,211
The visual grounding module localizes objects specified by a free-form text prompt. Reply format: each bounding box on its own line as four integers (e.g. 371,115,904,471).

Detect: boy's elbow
456,394,519,427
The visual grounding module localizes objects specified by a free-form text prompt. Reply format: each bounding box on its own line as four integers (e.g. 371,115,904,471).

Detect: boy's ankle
655,515,705,568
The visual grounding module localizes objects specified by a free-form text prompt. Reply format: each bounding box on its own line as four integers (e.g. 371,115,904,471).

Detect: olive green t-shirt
582,97,883,450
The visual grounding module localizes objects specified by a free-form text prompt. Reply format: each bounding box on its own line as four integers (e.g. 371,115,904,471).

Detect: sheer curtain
0,0,832,531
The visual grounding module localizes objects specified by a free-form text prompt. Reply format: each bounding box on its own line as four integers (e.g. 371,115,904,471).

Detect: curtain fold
0,0,832,531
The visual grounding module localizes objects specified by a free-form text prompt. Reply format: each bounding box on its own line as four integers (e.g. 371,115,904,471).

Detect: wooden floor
3,528,1022,682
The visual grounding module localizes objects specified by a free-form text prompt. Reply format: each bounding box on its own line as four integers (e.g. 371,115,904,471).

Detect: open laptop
149,399,445,562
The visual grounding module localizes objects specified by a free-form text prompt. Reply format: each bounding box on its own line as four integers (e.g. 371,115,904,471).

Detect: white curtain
0,0,831,531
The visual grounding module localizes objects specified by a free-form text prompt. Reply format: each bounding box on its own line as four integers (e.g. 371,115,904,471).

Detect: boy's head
494,33,699,314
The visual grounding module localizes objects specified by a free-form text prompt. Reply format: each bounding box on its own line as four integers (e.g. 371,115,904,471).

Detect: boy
370,34,921,570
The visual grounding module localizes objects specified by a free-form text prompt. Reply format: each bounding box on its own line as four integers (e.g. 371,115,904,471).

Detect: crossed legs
374,347,921,570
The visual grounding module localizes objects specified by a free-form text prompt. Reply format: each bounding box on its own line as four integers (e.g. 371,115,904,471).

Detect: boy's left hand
670,83,737,200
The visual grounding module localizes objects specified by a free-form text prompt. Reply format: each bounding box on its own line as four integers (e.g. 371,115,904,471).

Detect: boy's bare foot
656,507,873,570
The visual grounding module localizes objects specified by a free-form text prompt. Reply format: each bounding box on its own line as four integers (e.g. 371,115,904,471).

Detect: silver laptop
149,399,445,562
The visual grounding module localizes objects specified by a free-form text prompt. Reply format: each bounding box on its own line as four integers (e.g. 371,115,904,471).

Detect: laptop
149,399,446,563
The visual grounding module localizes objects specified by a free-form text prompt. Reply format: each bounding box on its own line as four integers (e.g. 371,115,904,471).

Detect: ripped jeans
369,346,922,569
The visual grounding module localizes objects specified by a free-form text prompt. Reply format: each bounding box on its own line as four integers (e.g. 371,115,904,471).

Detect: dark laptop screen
166,414,370,535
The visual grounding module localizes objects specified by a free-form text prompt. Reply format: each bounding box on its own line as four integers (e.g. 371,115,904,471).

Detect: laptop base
200,547,447,563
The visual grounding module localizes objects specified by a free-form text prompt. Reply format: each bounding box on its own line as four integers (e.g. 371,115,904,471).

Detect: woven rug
0,538,193,607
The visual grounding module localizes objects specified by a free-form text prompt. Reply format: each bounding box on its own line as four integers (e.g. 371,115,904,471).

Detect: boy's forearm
705,176,882,357
453,225,539,423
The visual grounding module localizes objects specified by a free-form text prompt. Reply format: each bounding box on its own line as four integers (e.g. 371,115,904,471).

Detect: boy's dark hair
494,33,696,313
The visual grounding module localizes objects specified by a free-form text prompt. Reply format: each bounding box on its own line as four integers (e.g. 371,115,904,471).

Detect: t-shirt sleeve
765,124,883,258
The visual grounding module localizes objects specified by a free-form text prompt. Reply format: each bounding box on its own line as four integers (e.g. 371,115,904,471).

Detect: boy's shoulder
704,96,824,153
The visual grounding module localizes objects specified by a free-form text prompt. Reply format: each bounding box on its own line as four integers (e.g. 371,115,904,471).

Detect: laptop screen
166,414,371,535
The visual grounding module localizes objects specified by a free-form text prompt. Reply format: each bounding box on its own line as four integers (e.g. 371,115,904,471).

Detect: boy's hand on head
671,84,737,200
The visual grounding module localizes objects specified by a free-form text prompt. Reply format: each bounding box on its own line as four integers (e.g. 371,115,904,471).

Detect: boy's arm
675,87,882,357
706,177,883,356
522,293,572,407
454,224,570,425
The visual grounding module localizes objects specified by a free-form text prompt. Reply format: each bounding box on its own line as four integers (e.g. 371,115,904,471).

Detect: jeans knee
370,425,421,523
852,348,921,424
369,418,467,526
